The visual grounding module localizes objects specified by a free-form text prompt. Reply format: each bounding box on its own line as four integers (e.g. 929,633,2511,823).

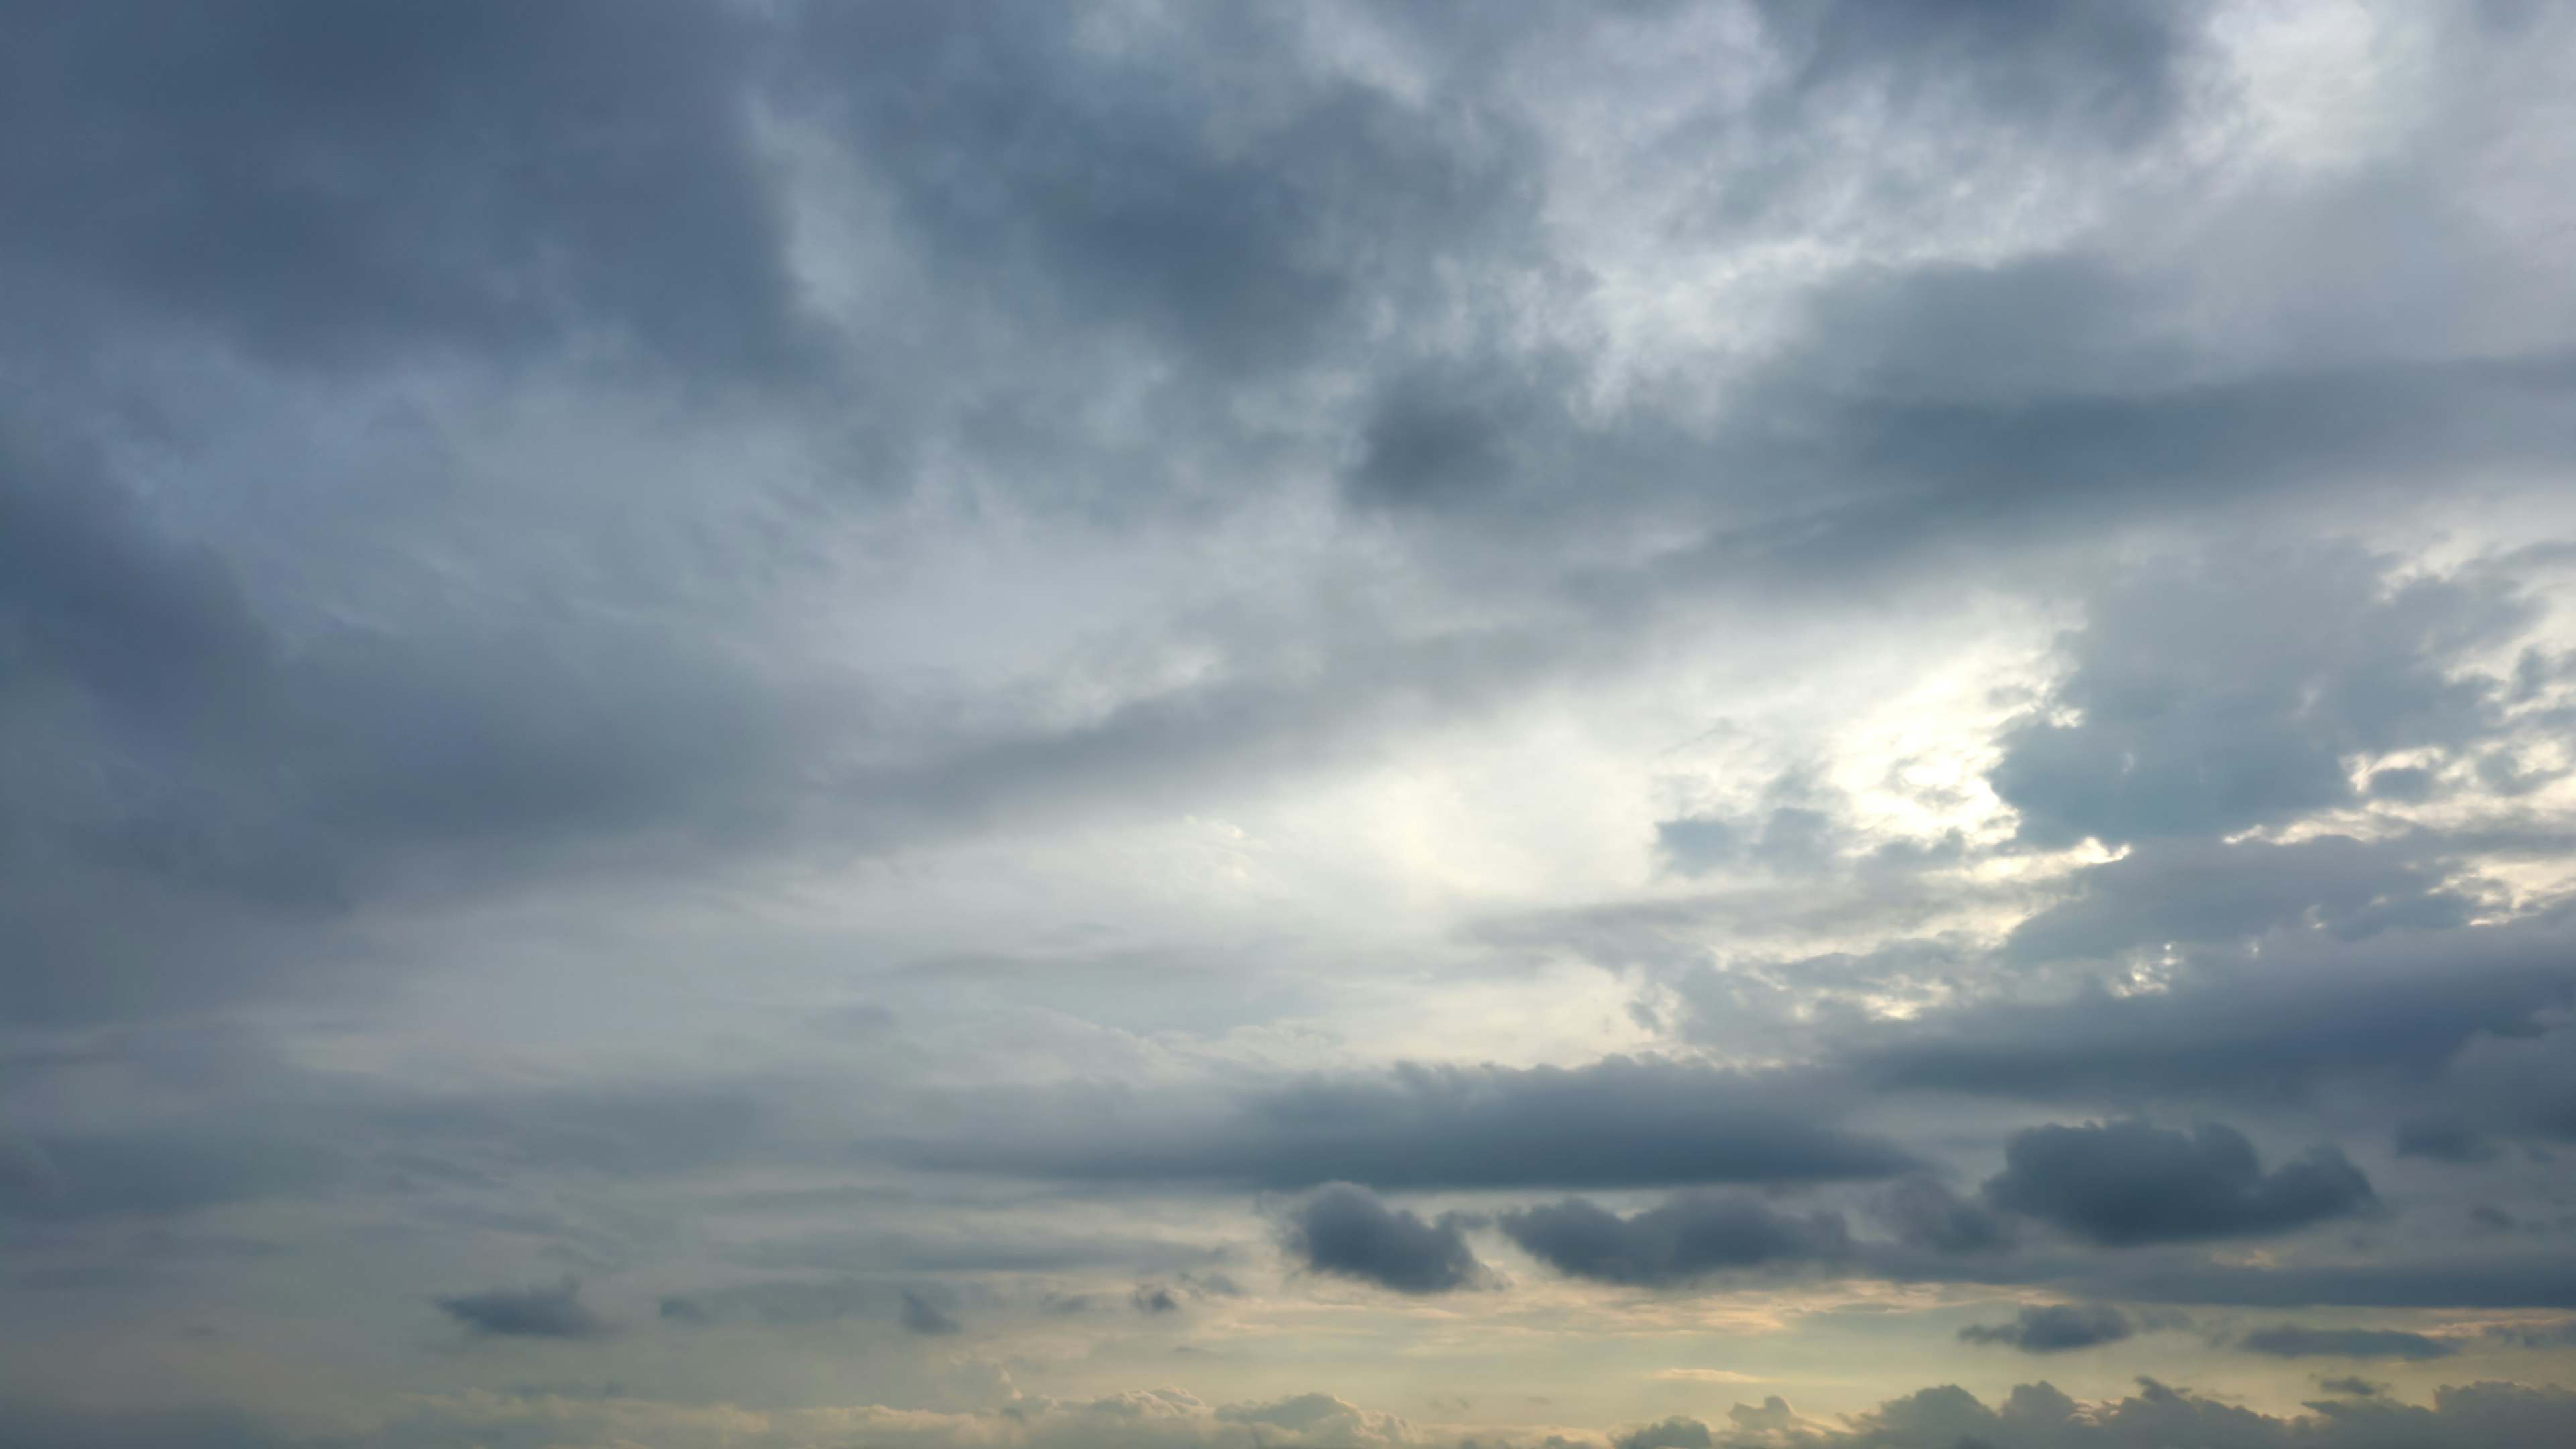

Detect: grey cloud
1278,1183,1485,1295
1990,546,2529,850
792,1,1540,383
898,1289,963,1336
2237,1325,2459,1361
1754,0,2203,146
0,1401,350,1449
1998,835,2475,967
1959,1303,2135,1353
1614,1415,1713,1449
1872,1176,2017,1256
1863,909,2576,1103
1497,1192,1850,1287
2394,1118,2499,1163
2080,1255,2576,1310
1739,1379,2576,1449
435,1278,606,1339
1981,1121,2373,1246
0,1133,340,1222
2314,1376,2385,1397
657,1277,879,1328
912,1055,1915,1190
0,0,801,375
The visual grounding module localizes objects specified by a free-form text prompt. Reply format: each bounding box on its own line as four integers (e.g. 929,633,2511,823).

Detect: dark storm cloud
2237,1325,2458,1361
1959,1302,2135,1353
1862,908,2576,1103
0,0,800,374
1496,1192,1850,1287
1981,1122,2373,1246
1278,1183,1485,1295
0,415,828,1024
1998,835,2475,967
789,1,1540,381
2087,1255,2576,1310
906,1055,1917,1190
1991,546,2530,850
435,1279,606,1339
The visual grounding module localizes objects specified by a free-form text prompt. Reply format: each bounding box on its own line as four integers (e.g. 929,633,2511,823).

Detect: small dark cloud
1279,1183,1484,1295
898,1290,961,1336
1497,1192,1849,1287
2238,1325,2459,1360
1959,1303,2134,1353
1612,1415,1713,1449
1982,1121,2373,1246
2316,1376,2386,1397
657,1277,879,1328
1133,1283,1181,1313
436,1279,606,1339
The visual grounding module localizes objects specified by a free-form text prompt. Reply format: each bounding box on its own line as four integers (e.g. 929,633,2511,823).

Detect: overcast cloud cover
7,0,2576,1444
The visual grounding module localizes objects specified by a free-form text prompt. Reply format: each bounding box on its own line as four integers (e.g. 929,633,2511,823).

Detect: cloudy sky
7,1,2576,1446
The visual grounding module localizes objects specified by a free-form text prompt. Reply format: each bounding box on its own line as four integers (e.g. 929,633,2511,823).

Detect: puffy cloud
1958,1303,2135,1354
1278,1183,1485,1295
435,1278,606,1339
1980,1122,2373,1246
1497,1193,1851,1287
1614,1416,1714,1449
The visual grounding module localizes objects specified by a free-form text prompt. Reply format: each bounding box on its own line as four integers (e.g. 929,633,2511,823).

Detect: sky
6,1,2576,1446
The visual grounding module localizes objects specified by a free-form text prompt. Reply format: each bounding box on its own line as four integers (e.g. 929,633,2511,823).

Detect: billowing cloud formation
435,1279,605,1339
1959,1303,2136,1354
1980,1122,2374,1245
4,0,2576,1435
1497,1193,1851,1287
1279,1183,1484,1295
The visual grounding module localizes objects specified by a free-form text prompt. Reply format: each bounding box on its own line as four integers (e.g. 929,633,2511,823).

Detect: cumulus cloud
1958,1303,2135,1354
7,0,2576,1431
1497,1193,1851,1287
435,1279,606,1339
1980,1122,2375,1245
1278,1183,1485,1295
